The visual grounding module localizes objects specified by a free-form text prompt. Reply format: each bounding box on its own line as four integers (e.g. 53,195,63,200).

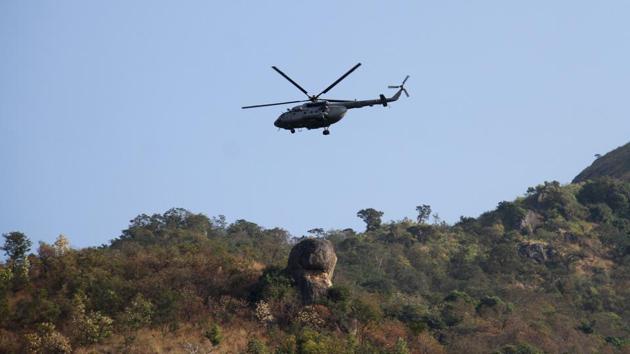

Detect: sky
1,1,629,248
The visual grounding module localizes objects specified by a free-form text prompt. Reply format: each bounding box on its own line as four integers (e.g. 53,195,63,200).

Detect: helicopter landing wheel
290,129,295,134
323,129,330,136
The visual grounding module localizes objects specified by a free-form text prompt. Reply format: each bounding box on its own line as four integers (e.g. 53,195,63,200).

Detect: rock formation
518,241,557,264
520,210,543,235
286,238,337,304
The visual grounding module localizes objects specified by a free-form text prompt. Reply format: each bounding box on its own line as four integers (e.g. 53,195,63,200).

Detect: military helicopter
242,63,409,135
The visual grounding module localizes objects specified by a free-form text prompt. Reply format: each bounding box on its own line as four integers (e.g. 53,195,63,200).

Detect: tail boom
337,76,409,109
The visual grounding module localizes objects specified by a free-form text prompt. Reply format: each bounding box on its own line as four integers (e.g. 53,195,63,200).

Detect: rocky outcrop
520,210,543,235
286,238,337,304
518,241,557,264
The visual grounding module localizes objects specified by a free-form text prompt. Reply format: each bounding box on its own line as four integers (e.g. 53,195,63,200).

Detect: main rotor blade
315,63,361,99
241,99,309,109
271,66,310,98
322,99,354,102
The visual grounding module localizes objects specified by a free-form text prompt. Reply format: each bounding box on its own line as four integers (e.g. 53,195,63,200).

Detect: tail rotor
388,75,410,97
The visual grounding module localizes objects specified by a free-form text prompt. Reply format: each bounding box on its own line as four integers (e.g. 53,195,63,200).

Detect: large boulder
286,238,337,304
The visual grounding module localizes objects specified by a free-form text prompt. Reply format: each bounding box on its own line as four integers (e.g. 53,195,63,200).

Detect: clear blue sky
2,1,629,248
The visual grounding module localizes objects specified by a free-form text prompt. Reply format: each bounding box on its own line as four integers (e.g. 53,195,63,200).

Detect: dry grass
75,320,267,354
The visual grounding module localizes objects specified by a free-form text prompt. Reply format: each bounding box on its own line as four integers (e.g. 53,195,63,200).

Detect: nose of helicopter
274,118,281,127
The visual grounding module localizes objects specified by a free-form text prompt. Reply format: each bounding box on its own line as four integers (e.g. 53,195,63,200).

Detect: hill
1,183,629,352
574,142,630,183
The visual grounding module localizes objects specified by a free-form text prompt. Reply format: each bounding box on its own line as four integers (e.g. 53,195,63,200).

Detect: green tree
0,267,12,324
245,338,269,354
119,293,154,344
70,292,113,345
24,322,72,354
496,201,526,230
416,204,432,224
578,177,630,212
308,228,325,237
393,337,410,354
1,231,31,266
204,323,222,346
1,232,32,287
357,208,384,231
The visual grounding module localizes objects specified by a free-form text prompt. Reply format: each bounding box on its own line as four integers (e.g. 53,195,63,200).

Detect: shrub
496,343,543,354
444,290,473,303
576,320,594,334
204,323,222,346
24,322,72,354
588,203,614,223
393,337,410,354
251,266,294,302
119,293,153,344
327,286,350,303
605,336,628,348
245,338,270,354
295,306,325,329
496,201,527,230
526,181,587,220
578,178,630,213
119,293,154,332
254,300,274,324
476,295,501,310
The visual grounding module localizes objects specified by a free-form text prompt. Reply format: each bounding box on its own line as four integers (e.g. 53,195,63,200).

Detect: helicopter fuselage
242,63,409,135
274,102,347,130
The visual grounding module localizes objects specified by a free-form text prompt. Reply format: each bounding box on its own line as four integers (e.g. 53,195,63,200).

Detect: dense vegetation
2,176,630,353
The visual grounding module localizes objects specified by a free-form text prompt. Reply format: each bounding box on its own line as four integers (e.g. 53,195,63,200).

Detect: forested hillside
2,177,630,353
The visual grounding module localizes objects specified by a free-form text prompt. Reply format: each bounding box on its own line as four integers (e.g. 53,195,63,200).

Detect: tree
1,232,31,266
1,232,31,286
307,228,325,237
496,201,526,230
416,205,432,224
70,292,113,345
24,323,72,354
53,234,70,256
0,267,12,324
118,293,153,345
357,208,384,231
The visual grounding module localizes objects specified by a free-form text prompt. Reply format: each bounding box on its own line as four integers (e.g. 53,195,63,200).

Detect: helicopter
242,63,409,135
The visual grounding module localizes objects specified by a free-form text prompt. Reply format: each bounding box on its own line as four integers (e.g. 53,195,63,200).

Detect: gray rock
518,241,556,263
286,238,337,304
520,210,543,235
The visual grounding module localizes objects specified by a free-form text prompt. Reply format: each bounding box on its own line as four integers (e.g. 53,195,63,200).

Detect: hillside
574,142,630,183
1,183,630,352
